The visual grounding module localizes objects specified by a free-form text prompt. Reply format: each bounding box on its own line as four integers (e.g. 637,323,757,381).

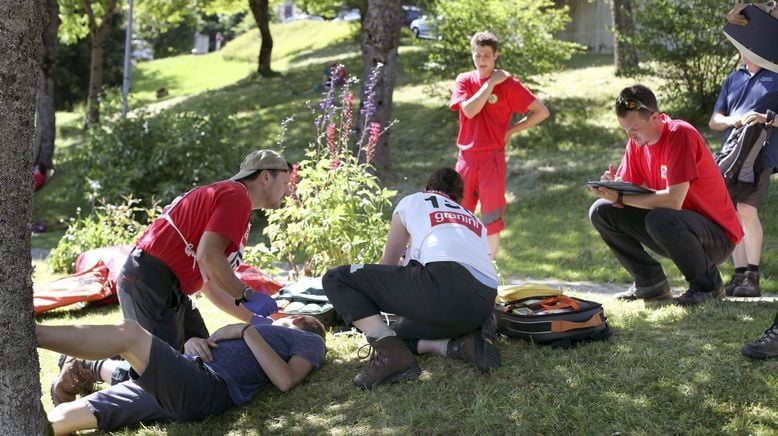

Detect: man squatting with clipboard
587,85,744,306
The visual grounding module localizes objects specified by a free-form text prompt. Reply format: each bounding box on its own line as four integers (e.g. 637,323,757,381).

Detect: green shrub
244,66,397,276
65,108,244,207
48,197,160,273
625,0,739,123
416,0,581,85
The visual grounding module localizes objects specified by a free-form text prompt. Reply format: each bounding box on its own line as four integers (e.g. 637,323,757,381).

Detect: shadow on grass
562,52,615,70
495,93,630,281
129,67,183,97
35,301,120,322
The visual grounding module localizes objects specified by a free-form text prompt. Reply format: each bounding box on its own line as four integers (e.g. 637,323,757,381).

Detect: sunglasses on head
615,96,653,112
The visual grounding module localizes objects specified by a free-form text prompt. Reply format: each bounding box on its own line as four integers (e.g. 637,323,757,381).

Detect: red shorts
455,149,506,235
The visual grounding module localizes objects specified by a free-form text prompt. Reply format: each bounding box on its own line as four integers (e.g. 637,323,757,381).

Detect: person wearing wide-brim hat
725,0,778,364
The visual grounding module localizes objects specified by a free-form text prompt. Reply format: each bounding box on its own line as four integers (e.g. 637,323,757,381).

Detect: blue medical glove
250,313,273,326
242,291,278,317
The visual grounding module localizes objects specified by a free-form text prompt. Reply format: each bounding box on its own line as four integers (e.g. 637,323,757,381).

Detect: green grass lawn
38,292,778,435
34,21,778,435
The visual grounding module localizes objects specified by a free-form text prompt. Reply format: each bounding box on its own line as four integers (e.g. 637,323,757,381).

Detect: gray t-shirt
205,324,326,405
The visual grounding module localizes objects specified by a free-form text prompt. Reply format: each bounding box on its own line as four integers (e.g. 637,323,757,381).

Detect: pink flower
341,93,354,146
289,163,300,202
366,122,381,162
326,123,337,156
326,123,339,168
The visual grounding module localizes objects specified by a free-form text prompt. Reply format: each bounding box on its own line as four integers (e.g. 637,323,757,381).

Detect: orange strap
538,296,580,311
550,313,603,332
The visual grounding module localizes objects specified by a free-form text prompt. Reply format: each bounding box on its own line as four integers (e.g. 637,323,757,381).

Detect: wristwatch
613,191,625,208
234,286,254,306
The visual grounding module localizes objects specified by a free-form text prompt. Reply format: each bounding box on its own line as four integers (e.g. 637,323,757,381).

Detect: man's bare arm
460,70,511,118
209,324,315,392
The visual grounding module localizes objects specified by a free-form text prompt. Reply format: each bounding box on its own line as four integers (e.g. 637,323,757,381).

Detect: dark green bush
48,197,160,273
626,0,739,124
415,0,581,86
66,108,244,207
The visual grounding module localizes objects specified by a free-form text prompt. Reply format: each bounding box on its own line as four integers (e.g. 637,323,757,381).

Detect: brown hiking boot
615,280,672,301
447,314,501,372
353,335,421,390
724,272,746,296
51,355,97,406
733,271,761,297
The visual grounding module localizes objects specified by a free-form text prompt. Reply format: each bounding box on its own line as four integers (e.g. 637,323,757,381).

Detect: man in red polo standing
450,31,550,259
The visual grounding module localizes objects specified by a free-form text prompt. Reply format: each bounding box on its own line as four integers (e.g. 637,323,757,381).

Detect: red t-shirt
449,71,536,151
136,181,252,294
618,114,744,244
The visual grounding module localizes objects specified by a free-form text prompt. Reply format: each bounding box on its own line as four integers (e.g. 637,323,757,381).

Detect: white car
334,9,360,21
284,13,324,23
410,16,438,40
131,39,153,61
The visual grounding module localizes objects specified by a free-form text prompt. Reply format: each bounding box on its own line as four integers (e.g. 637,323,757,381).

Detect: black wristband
766,109,776,126
240,324,252,340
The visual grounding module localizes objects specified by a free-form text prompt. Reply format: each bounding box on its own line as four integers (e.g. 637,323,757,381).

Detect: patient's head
273,315,326,339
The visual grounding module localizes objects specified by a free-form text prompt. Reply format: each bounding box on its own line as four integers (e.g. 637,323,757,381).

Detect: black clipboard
587,180,654,194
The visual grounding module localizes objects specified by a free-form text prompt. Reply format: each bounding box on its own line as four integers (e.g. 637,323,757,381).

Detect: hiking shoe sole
617,291,673,302
741,343,778,360
475,314,501,372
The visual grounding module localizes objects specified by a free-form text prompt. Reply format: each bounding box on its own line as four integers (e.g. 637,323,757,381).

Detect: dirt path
503,276,778,301
30,248,778,302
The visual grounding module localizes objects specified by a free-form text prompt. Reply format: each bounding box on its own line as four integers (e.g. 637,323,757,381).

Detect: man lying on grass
38,315,325,435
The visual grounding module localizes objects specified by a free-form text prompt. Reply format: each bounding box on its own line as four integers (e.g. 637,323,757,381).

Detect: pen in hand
607,163,624,208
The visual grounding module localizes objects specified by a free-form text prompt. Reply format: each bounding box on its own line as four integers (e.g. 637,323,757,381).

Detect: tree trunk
33,0,60,168
84,0,118,124
0,0,47,435
611,0,639,75
359,0,404,175
248,0,274,77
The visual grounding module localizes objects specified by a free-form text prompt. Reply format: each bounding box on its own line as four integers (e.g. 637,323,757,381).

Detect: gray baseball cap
229,150,290,181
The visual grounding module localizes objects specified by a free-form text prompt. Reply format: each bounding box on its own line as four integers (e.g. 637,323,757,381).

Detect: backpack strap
550,312,604,332
538,296,580,311
160,188,199,270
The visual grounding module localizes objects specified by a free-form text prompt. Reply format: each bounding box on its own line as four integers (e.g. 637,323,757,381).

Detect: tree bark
33,0,60,168
0,0,47,434
359,0,404,175
611,0,639,75
248,0,274,77
84,0,118,124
